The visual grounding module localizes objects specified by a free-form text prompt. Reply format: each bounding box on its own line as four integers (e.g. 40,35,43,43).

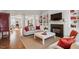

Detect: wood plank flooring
0,29,59,49
0,38,10,49
21,35,59,49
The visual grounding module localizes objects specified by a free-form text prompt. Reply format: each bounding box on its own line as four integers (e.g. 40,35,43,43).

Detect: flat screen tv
51,13,62,21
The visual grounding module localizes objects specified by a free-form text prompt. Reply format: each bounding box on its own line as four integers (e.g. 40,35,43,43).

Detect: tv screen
51,13,62,21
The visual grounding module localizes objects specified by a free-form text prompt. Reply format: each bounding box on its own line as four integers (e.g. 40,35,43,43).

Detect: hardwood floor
0,28,59,49
21,35,59,49
0,29,25,49
0,38,10,49
9,29,25,49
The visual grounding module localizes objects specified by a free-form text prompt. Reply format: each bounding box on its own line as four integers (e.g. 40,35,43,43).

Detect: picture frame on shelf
71,24,76,28
73,20,77,23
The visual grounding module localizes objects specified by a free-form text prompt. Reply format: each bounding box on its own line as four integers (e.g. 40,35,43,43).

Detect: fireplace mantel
50,20,64,25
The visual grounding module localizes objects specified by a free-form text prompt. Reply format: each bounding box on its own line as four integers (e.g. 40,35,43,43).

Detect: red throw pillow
24,26,29,32
36,26,40,30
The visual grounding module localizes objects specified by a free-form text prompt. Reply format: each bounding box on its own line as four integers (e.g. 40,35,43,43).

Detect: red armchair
57,30,78,49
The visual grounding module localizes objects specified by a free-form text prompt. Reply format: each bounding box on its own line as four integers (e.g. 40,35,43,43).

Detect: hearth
51,24,63,38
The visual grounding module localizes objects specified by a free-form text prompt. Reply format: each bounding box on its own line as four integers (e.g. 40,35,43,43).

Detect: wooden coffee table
34,32,55,45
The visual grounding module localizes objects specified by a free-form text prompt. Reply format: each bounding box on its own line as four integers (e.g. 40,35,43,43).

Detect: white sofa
23,26,43,36
23,25,49,36
23,30,34,36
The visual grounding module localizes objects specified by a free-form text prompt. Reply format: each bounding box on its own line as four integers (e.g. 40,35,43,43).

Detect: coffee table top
34,31,55,39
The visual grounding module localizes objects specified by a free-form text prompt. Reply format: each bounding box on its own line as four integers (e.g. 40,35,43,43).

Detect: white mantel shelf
50,21,64,24
50,19,65,24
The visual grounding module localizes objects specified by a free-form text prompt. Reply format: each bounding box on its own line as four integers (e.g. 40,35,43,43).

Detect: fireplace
51,24,63,38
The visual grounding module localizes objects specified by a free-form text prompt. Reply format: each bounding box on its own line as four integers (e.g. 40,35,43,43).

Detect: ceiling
0,10,48,15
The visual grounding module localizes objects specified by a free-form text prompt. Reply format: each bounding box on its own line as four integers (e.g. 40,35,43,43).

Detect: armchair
57,30,78,49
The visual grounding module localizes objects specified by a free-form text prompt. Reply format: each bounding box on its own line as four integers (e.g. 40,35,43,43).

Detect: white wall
75,11,79,43
63,11,72,37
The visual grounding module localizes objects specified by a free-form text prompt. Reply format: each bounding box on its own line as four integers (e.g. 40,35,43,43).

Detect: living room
0,10,79,49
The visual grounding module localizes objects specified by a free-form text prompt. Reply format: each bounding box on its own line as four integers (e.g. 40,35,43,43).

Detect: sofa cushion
24,26,29,32
36,26,40,30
